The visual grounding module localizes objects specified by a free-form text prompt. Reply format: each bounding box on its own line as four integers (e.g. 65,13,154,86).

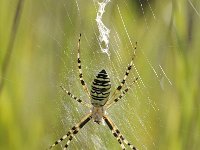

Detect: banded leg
63,135,73,150
103,115,126,150
106,77,138,109
48,113,92,149
109,42,137,101
77,33,91,99
118,133,137,150
60,85,91,108
103,115,137,150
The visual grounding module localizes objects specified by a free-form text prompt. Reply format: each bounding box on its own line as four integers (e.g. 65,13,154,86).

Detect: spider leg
48,113,92,149
77,33,91,99
63,135,73,150
103,115,137,150
118,133,137,150
106,77,138,109
60,85,91,108
103,115,126,150
108,42,137,102
115,129,137,150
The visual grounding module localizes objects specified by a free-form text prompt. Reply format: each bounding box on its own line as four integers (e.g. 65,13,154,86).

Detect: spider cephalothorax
91,106,105,124
49,34,138,150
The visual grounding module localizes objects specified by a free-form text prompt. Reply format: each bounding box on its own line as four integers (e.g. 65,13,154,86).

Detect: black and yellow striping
90,69,111,107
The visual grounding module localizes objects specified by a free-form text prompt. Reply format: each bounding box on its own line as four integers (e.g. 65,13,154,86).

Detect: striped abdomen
91,69,111,107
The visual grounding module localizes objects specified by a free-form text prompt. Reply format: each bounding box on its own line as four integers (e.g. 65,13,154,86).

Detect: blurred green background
0,0,200,150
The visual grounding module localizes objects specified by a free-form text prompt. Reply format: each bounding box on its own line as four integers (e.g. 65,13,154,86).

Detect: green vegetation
0,0,199,150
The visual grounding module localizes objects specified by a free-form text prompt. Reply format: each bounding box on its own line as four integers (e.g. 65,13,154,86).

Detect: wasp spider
49,34,138,150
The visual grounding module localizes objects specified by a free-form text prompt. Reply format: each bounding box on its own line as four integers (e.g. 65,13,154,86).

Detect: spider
48,34,138,150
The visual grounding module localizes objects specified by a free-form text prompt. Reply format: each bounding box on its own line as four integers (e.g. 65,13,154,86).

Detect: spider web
27,0,172,149
2,0,200,150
